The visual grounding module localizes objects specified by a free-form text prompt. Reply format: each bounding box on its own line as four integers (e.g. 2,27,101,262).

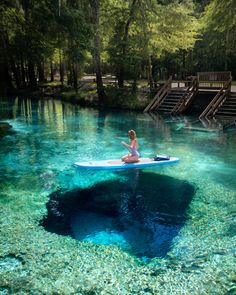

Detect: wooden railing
144,77,172,112
199,78,232,119
171,76,198,114
197,71,232,89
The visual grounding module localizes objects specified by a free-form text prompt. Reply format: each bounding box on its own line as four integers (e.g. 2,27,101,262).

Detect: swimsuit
129,146,140,157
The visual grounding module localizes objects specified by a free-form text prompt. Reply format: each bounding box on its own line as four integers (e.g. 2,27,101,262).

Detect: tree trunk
89,0,106,104
28,61,37,89
182,50,186,79
147,56,154,89
67,62,73,86
132,78,137,93
50,61,54,82
0,29,14,94
38,62,46,83
117,0,137,88
73,63,78,92
224,30,229,71
59,50,64,85
3,31,21,89
20,57,26,87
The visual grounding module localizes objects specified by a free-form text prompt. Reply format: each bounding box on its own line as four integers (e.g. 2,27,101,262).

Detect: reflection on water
0,96,235,192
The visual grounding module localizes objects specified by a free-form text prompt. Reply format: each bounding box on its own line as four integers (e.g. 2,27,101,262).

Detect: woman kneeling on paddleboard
121,129,140,163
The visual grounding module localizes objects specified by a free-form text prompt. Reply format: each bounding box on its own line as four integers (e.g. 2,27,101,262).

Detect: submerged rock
0,122,12,131
0,122,13,137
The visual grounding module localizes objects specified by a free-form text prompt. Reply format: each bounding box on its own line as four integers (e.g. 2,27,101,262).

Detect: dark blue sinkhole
41,172,195,259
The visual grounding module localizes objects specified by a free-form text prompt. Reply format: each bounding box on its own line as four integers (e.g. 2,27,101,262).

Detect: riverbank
7,80,152,111
3,77,236,112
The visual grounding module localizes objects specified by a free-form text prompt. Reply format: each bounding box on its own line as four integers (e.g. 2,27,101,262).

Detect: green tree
89,0,106,103
0,1,23,93
105,0,199,88
202,0,236,71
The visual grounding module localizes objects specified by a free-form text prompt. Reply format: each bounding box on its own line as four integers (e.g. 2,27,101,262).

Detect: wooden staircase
199,78,232,119
144,77,171,112
157,89,186,113
144,76,198,114
214,92,236,117
144,72,234,117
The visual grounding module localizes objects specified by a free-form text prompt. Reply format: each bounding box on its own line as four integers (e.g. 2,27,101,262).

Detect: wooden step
158,106,174,111
217,108,236,112
218,107,236,111
218,104,236,108
168,93,184,97
166,95,182,99
160,104,177,108
165,96,181,99
216,111,236,116
171,90,186,93
163,100,179,104
227,99,236,102
219,105,236,109
159,104,174,108
223,103,236,107
157,109,172,112
224,104,236,107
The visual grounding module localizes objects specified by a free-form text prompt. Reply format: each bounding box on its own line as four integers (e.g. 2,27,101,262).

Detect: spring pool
0,97,235,294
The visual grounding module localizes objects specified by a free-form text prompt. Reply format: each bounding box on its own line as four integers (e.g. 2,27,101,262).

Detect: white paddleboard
74,157,180,170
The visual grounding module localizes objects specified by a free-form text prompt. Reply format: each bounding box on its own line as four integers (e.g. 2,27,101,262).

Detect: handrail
197,71,232,82
171,76,198,114
199,78,232,119
144,77,172,112
212,81,231,116
197,71,232,90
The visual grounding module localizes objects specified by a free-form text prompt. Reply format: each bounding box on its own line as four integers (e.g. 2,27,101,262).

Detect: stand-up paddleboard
74,156,179,171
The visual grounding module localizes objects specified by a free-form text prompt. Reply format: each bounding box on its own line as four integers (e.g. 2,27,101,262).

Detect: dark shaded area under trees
0,0,236,104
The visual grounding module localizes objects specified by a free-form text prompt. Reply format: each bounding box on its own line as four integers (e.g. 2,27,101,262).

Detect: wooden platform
144,72,235,118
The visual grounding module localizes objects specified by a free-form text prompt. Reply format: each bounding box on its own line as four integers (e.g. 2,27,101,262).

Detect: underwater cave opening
41,171,195,259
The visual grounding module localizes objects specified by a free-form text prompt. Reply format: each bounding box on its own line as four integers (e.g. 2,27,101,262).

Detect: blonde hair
128,129,136,140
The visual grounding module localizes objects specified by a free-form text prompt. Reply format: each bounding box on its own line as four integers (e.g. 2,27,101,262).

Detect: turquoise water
42,172,195,259
0,97,236,294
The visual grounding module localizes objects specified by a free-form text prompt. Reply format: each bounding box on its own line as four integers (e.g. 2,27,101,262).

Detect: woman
121,129,140,163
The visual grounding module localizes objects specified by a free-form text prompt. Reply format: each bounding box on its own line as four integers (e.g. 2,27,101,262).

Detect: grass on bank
60,85,151,111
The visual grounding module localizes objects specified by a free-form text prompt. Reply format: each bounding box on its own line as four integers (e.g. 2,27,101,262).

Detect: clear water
0,97,236,294
42,172,195,259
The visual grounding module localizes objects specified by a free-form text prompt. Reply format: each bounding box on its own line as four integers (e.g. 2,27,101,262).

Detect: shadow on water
41,171,196,259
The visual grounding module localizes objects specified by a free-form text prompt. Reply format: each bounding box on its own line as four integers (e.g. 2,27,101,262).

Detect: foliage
104,0,199,84
199,0,236,72
1,0,236,98
203,0,236,32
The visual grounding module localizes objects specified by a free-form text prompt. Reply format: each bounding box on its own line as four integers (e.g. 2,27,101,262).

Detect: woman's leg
123,156,139,163
121,153,131,161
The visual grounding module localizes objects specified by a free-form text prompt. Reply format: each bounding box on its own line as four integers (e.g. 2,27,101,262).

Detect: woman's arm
121,141,130,149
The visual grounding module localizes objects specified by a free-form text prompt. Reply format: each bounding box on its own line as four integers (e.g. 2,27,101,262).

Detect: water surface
0,97,235,294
